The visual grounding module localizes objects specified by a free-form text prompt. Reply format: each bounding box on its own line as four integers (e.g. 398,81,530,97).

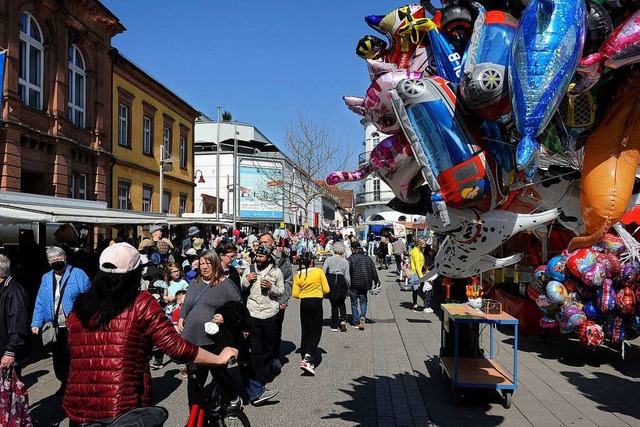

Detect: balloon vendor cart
439,303,519,408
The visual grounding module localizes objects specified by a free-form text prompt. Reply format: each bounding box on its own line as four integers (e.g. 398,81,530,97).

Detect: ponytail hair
297,251,314,279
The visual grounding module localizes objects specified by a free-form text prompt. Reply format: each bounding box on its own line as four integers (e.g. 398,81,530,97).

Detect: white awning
0,202,168,225
168,214,232,226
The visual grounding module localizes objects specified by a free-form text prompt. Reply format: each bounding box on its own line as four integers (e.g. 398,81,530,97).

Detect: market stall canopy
0,191,168,225
169,213,233,226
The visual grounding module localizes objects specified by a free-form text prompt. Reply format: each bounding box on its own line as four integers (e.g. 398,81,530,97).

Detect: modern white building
193,116,331,233
356,119,419,223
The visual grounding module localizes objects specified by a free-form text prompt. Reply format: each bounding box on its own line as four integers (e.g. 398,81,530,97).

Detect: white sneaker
423,307,434,313
300,361,315,375
331,328,339,332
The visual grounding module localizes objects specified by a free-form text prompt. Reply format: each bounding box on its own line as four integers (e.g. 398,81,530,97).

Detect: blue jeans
247,378,265,401
350,288,368,322
368,241,375,256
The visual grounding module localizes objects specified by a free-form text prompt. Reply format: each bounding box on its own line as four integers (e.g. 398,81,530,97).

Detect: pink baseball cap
99,242,148,274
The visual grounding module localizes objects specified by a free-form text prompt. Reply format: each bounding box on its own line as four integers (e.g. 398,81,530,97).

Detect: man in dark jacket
0,255,30,373
258,233,293,372
348,241,379,330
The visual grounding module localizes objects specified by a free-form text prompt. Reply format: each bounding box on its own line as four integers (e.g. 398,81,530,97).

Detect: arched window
68,45,86,127
19,12,44,109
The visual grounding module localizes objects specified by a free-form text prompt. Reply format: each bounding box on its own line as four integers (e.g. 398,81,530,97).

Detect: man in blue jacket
31,246,91,395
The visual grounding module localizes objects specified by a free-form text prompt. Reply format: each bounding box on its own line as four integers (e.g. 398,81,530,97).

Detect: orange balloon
569,72,640,251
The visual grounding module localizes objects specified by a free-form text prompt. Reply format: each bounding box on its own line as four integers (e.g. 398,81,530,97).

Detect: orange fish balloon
569,72,640,251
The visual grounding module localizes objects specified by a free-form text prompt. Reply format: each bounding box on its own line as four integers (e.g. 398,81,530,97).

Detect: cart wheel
502,391,513,409
452,388,464,406
453,394,464,406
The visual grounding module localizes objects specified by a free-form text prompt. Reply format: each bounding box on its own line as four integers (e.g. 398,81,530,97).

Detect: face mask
51,261,66,271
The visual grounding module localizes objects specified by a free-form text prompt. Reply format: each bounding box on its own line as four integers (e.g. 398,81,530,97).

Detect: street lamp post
233,120,238,231
216,106,221,221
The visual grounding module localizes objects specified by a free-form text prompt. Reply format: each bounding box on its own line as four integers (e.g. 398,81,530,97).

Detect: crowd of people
0,224,436,426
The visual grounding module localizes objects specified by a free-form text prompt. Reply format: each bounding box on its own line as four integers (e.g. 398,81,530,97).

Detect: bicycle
186,358,251,427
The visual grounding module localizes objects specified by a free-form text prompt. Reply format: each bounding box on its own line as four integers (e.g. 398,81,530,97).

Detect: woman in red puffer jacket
62,243,237,426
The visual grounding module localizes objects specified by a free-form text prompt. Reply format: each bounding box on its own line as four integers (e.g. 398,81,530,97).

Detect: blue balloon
401,78,476,178
459,7,518,120
426,25,463,84
509,0,587,181
364,15,385,32
479,121,515,173
547,255,567,282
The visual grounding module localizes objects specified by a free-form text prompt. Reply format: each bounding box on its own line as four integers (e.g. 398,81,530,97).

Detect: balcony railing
358,151,370,166
355,190,395,205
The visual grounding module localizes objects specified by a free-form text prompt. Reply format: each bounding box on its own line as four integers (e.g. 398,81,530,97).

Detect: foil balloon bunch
332,1,522,217
330,0,640,280
528,233,640,348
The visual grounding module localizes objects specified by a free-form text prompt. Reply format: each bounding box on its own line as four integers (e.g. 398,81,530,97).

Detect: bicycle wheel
221,409,251,427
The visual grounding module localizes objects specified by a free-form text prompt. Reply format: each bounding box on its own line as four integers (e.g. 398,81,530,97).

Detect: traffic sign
289,204,300,212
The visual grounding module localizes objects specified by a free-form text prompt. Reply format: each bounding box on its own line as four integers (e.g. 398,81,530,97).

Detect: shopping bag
422,281,433,292
0,367,33,427
41,322,58,347
410,273,420,291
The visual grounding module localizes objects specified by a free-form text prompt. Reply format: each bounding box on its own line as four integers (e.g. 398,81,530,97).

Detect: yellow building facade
111,51,199,214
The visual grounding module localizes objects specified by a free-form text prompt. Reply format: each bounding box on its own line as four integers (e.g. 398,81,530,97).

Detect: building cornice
112,49,200,121
71,0,126,37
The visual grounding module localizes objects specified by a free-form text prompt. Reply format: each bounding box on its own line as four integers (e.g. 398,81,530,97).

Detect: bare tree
255,113,353,228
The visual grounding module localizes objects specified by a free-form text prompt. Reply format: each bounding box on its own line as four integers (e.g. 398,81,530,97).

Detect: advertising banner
239,159,283,219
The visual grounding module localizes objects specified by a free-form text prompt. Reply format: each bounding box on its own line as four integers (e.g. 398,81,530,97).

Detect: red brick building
0,0,124,201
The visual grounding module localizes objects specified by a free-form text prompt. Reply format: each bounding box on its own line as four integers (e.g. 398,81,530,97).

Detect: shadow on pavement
319,375,377,426
152,367,184,404
22,369,48,389
323,365,506,427
423,356,506,426
562,371,640,419
29,393,67,426
502,335,640,378
277,340,297,366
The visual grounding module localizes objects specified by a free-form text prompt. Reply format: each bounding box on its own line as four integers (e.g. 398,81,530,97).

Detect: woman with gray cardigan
322,242,351,332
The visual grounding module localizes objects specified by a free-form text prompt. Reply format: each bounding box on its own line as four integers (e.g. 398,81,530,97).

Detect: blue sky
102,1,391,160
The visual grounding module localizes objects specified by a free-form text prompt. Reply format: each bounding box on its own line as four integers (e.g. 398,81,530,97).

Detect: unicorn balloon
326,133,424,203
344,61,422,135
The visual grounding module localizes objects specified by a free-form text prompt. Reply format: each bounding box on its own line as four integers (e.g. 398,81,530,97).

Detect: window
142,185,152,212
143,116,152,155
118,181,131,210
162,126,171,160
19,12,44,109
179,194,187,215
162,191,170,213
373,178,381,202
69,173,87,200
118,104,129,147
67,45,86,127
179,135,187,168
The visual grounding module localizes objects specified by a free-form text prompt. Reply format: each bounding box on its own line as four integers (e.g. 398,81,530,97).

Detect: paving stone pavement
22,263,640,426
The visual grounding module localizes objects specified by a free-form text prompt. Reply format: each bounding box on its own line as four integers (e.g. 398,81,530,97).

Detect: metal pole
233,120,238,231
158,142,163,213
216,106,221,221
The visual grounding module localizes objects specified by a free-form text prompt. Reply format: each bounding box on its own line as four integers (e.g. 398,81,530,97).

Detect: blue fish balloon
509,0,587,181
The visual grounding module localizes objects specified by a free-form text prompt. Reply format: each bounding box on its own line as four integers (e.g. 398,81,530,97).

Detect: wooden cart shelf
439,303,518,408
441,357,513,386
